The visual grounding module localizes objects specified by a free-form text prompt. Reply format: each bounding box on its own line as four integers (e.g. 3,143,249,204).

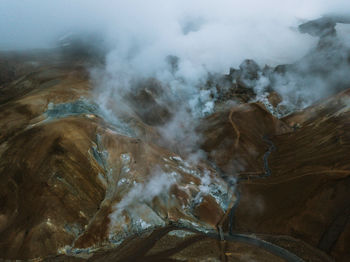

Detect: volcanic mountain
0,17,350,262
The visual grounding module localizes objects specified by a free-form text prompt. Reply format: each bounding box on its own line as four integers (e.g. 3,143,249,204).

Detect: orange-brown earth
201,90,350,261
0,51,349,261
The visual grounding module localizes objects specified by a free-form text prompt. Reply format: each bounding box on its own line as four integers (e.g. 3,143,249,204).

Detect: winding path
207,133,306,261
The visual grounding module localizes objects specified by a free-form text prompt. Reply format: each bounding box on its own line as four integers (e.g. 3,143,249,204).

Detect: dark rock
165,55,179,74
239,59,260,81
126,78,173,126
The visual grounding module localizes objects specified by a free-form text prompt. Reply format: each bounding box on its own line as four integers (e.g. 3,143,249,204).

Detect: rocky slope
1,18,350,261
0,57,236,260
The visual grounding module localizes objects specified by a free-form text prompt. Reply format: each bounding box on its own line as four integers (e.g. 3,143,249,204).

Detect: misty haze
1,1,350,261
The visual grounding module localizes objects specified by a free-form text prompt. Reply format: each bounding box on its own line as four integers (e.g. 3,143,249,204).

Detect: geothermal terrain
1,17,350,262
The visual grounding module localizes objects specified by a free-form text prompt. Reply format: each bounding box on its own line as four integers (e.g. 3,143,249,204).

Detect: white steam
1,0,350,150
114,170,176,214
1,0,348,62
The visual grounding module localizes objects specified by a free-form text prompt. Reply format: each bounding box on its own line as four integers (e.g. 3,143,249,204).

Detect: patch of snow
168,230,196,238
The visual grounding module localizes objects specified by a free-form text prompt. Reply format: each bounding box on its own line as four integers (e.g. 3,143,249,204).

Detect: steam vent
1,2,350,261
